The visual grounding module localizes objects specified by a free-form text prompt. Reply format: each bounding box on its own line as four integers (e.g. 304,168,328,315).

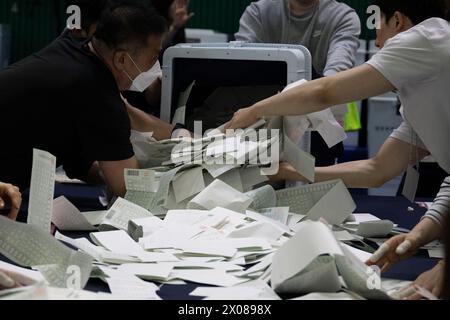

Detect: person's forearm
162,25,181,51
252,65,394,119
409,217,443,246
252,79,331,118
127,105,173,141
422,177,450,226
280,159,388,188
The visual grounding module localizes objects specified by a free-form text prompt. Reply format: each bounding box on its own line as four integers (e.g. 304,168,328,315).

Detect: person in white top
227,0,450,299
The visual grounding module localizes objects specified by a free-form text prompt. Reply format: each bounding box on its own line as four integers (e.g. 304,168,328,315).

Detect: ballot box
160,42,312,132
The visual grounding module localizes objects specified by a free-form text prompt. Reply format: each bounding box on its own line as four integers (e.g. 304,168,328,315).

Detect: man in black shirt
0,2,167,197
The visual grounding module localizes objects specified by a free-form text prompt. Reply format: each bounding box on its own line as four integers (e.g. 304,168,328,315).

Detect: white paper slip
215,168,244,192
291,292,363,300
341,243,372,263
0,216,93,289
259,207,289,225
276,179,356,226
237,253,275,278
137,251,179,263
246,185,277,211
188,179,253,213
128,216,164,241
101,197,153,231
116,263,173,281
179,242,237,258
271,221,343,293
239,166,269,192
82,211,108,226
283,132,316,183
106,274,161,300
308,109,347,149
333,230,356,242
345,213,381,226
191,280,280,300
27,149,57,233
227,221,284,242
428,248,444,259
203,238,272,251
246,210,291,235
52,196,96,231
90,230,144,257
170,269,248,287
202,163,238,179
125,169,159,193
172,166,205,203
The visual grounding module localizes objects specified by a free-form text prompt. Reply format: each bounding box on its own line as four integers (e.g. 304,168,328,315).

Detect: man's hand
405,261,445,300
225,106,260,130
366,233,422,272
171,0,194,29
0,269,22,291
0,182,21,220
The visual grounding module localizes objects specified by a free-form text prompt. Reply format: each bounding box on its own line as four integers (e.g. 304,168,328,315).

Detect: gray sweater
235,0,361,77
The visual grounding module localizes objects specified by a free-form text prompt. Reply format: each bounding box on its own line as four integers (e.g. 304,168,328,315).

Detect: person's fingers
431,286,442,298
395,240,412,255
406,292,423,300
187,12,195,20
381,261,393,273
6,186,21,220
368,243,390,264
0,271,15,289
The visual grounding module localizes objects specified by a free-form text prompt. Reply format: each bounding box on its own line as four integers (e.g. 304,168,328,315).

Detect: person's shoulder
322,0,357,14
320,0,360,24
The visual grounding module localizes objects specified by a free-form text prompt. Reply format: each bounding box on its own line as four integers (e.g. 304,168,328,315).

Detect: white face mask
124,53,162,92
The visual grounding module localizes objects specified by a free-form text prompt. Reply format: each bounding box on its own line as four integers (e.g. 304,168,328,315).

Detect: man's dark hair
373,0,447,25
66,0,108,32
151,0,175,23
94,1,167,52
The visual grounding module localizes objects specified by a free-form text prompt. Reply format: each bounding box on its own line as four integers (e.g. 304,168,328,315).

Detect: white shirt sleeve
422,176,450,226
366,27,440,90
390,121,428,151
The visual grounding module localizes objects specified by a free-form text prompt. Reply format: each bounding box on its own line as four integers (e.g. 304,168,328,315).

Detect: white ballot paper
190,280,280,300
90,230,143,255
100,197,153,231
271,221,391,300
172,81,195,125
27,149,56,233
52,196,96,231
246,185,277,211
172,166,205,203
276,179,356,226
281,79,347,181
125,169,159,193
188,179,253,213
0,216,93,289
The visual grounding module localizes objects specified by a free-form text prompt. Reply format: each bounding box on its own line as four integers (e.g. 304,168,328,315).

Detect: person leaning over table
0,3,168,197
65,0,177,140
226,0,450,299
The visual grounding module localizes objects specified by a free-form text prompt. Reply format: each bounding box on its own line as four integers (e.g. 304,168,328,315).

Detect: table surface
4,183,441,300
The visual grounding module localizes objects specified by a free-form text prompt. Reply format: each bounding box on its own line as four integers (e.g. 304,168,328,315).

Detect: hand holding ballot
225,106,261,131
0,182,21,220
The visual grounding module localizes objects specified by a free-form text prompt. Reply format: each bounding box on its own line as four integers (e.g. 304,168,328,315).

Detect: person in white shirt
227,0,450,299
